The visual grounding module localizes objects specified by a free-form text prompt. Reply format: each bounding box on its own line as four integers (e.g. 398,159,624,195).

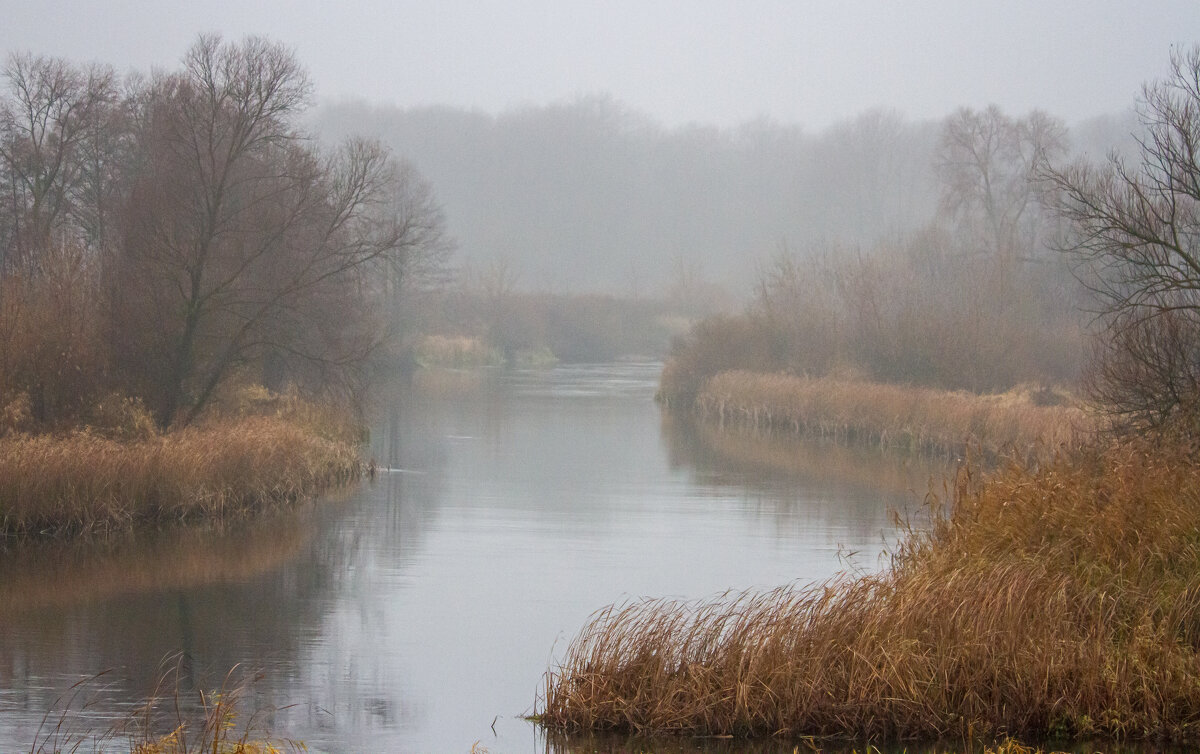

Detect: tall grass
693,370,1089,458
31,660,304,753
0,414,361,537
538,433,1200,742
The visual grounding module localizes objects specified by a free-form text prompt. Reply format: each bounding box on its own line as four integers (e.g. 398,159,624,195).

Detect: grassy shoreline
538,431,1200,742
684,370,1090,458
539,369,1199,746
0,396,364,539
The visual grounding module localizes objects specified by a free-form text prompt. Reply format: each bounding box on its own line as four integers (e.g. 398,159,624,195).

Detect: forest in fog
314,97,1140,299
0,31,1164,431
314,96,1144,388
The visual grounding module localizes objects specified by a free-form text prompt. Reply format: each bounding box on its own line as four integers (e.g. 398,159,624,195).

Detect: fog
317,100,1149,295
5,10,1200,750
314,100,934,293
3,2,1190,296
4,1,1194,130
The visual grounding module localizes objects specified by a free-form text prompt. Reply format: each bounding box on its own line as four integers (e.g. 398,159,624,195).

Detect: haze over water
0,363,937,752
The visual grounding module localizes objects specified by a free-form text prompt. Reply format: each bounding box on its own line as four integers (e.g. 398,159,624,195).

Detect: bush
657,315,780,406
86,393,158,441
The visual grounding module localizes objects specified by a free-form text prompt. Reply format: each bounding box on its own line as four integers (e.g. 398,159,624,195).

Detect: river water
0,363,941,753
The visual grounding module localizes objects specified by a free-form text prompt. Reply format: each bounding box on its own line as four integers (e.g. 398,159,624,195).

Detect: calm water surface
0,363,940,752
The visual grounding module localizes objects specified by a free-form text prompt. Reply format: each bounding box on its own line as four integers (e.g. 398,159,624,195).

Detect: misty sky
5,1,1198,129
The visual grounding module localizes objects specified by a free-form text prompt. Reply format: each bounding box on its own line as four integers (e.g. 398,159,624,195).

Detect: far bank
0,388,364,539
659,367,1091,459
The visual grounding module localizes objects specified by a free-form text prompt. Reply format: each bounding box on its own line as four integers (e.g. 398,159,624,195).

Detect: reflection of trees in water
660,410,951,543
0,381,450,745
0,513,330,738
0,514,318,614
258,378,450,745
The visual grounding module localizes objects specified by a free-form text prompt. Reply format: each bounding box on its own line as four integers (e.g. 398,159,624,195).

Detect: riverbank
538,430,1200,742
0,391,363,538
676,369,1090,458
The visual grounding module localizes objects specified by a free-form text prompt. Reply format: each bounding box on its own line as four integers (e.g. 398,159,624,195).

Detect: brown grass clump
538,434,1200,743
33,660,305,753
0,413,361,537
543,730,1071,754
693,370,1090,458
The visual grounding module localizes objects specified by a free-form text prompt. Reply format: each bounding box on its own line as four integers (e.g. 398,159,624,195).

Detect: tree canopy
0,35,448,429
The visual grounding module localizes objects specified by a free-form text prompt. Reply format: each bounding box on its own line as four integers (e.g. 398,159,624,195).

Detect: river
0,362,941,752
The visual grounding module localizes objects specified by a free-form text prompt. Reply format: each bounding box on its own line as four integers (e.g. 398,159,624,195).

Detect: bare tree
937,105,1067,257
0,56,124,424
1046,46,1200,430
0,54,118,275
111,35,445,428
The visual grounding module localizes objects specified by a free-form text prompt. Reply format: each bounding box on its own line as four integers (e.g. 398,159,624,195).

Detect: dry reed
0,414,361,537
693,371,1090,458
32,659,305,753
539,434,1200,743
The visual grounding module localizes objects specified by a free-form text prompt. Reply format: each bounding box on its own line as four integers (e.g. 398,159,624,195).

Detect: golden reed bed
0,414,361,537
539,433,1200,743
693,370,1090,457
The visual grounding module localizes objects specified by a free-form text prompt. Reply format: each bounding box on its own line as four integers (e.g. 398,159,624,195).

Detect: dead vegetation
692,370,1090,458
32,659,305,753
538,433,1200,742
0,390,362,538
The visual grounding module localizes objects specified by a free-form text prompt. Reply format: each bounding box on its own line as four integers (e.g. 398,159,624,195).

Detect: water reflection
543,730,806,754
662,410,947,497
0,363,940,752
544,732,1187,754
661,412,950,545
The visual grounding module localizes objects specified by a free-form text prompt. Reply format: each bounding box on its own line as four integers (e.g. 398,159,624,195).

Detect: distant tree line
314,96,1137,298
314,100,942,295
0,35,447,430
660,105,1087,402
661,44,1200,438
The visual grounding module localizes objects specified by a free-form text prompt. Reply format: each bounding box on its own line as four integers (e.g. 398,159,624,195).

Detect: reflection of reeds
545,731,1071,754
540,434,1200,742
664,411,946,497
411,366,492,397
0,514,317,615
694,371,1090,458
0,415,361,537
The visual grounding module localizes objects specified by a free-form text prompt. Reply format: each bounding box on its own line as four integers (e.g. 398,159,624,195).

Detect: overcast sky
5,1,1198,129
